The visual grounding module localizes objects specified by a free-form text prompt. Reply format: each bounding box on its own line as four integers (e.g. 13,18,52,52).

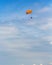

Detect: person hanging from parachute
26,9,32,19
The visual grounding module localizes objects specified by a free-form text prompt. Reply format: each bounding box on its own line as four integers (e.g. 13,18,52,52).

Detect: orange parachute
26,10,32,14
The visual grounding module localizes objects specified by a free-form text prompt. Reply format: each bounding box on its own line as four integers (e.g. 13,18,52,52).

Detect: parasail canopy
26,10,32,14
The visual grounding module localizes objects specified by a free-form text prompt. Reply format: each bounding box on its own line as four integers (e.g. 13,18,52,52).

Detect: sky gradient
0,0,52,65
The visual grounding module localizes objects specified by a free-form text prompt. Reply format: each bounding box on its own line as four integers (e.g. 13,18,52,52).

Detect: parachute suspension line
26,9,32,19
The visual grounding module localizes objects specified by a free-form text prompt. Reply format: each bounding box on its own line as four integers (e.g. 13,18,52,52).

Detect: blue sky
0,0,52,65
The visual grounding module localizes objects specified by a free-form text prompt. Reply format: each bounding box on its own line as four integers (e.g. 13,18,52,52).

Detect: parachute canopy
26,10,32,14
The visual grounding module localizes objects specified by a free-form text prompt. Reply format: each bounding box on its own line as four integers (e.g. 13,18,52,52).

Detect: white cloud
40,64,43,65
0,25,19,39
26,21,35,25
42,36,52,41
33,64,36,65
39,23,52,30
21,64,24,65
8,49,52,59
40,7,49,12
38,6,51,13
49,62,52,64
50,42,52,45
42,36,52,45
25,19,36,26
48,18,52,22
39,17,52,30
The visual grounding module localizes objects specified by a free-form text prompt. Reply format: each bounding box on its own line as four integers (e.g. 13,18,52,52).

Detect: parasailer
26,9,32,19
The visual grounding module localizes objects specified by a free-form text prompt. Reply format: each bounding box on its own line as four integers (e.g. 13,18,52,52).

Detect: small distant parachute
26,9,32,19
26,10,32,14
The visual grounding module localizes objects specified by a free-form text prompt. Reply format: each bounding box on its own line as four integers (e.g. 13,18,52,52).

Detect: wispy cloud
0,25,19,39
0,1,52,65
38,7,50,13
